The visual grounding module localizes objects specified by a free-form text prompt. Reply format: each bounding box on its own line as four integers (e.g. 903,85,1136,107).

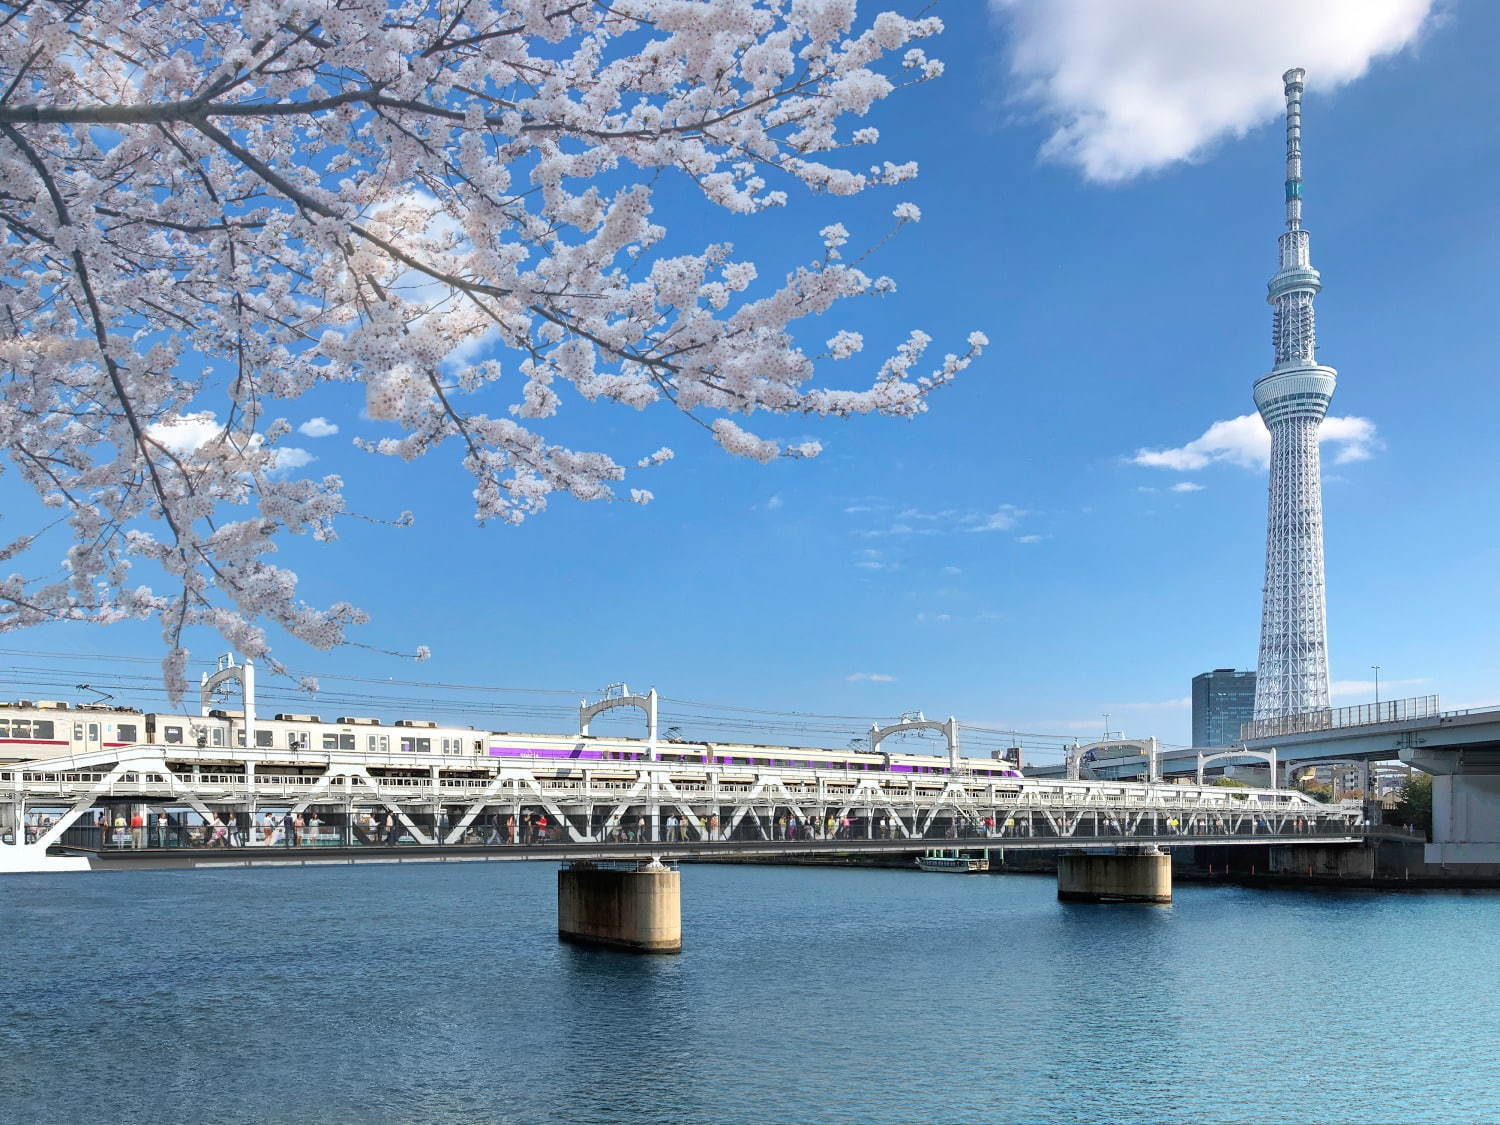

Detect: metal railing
1240,694,1441,742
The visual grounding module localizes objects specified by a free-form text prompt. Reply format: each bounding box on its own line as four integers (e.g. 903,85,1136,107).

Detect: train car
0,700,148,762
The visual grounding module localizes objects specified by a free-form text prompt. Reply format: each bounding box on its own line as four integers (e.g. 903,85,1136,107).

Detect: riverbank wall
701,829,1500,891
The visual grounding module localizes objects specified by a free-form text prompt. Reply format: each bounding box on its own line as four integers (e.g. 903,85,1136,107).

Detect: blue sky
6,0,1497,754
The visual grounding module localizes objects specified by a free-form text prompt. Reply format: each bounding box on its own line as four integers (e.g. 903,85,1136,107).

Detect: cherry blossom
0,0,985,696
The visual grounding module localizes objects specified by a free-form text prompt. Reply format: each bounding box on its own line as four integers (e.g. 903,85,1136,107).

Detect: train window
339,734,355,751
34,721,53,739
367,735,377,753
236,730,245,747
88,723,99,741
400,737,414,753
117,723,137,741
255,731,273,748
287,731,307,750
0,719,8,737
9,720,29,738
416,738,431,753
164,726,183,744
211,727,224,747
379,735,390,752
473,739,483,753
322,733,337,751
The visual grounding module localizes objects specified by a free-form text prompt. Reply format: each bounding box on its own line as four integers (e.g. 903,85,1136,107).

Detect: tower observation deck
1253,68,1335,721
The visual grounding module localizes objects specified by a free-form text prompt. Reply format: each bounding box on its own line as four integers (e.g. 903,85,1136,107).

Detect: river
0,862,1492,1123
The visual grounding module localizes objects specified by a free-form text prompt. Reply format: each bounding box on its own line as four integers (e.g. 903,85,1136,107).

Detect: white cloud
1014,533,1048,544
942,565,962,575
298,417,339,438
993,0,1436,182
147,411,224,455
273,447,316,471
916,612,954,624
1170,482,1205,493
1133,413,1380,472
147,411,315,475
846,672,896,683
966,507,1022,533
765,494,784,511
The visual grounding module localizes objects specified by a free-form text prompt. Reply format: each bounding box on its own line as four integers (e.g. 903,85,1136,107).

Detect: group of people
772,813,854,840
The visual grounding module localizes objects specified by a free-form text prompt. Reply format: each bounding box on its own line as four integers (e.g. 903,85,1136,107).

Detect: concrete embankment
707,830,1500,891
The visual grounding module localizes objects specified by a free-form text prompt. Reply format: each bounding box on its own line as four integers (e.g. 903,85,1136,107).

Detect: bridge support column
557,860,681,954
1057,848,1171,904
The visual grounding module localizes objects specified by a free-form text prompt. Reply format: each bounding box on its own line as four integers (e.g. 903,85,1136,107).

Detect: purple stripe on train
485,745,1021,778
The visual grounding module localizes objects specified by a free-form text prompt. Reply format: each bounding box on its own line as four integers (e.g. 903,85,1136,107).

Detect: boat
916,849,989,873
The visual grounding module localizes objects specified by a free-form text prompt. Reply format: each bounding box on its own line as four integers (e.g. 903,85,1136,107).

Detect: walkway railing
1240,695,1441,741
43,808,1360,854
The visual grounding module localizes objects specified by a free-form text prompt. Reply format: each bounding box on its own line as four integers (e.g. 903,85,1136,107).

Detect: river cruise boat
916,849,989,873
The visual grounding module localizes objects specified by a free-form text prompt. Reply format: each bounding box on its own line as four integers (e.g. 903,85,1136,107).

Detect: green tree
1212,776,1249,788
1393,774,1433,838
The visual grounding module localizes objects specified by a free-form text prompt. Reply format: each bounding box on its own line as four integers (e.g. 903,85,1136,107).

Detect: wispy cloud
765,494,784,511
847,672,897,683
855,548,900,572
1133,413,1381,472
1014,533,1048,544
1169,482,1204,493
993,0,1436,182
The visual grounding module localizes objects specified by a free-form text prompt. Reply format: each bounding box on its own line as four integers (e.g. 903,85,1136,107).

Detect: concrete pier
1057,850,1171,904
557,861,682,953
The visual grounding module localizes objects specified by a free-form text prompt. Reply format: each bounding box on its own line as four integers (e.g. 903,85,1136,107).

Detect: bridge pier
557,860,682,954
1057,848,1171,904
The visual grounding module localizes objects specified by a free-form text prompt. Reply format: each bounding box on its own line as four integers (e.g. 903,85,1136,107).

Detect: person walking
507,814,517,845
282,810,296,848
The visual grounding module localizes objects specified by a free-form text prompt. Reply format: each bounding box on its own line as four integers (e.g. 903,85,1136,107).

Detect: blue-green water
0,863,1494,1124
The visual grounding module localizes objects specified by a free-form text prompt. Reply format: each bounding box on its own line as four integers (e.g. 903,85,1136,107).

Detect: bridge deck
58,830,1366,870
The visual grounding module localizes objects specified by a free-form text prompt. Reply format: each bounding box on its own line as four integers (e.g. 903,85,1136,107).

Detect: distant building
1192,669,1257,747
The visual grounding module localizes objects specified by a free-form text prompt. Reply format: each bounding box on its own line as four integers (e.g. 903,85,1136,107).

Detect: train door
73,719,102,755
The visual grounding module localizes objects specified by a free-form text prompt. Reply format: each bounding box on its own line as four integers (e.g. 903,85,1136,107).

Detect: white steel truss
1,743,1356,855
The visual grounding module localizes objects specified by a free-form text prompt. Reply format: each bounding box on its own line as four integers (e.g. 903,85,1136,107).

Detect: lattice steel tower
1252,68,1336,721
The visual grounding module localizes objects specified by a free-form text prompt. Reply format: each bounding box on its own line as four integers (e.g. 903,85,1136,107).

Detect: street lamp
1371,664,1381,707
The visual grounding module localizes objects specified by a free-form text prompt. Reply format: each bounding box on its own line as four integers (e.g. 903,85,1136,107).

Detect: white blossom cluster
0,0,986,694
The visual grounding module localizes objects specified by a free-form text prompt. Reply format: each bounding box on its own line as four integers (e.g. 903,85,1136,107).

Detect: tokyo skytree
1252,68,1336,721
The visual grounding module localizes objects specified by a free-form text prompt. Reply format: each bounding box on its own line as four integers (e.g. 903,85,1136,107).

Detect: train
0,696,1025,780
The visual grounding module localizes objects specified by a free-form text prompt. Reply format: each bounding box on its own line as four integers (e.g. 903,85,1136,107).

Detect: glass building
1192,669,1258,748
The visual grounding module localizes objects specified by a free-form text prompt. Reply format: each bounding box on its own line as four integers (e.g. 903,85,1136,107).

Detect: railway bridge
1,738,1361,950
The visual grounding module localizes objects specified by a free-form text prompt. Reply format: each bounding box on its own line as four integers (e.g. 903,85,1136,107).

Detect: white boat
916,849,989,873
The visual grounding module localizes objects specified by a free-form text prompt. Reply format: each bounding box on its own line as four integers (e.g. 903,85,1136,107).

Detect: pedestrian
507,814,517,845
537,814,550,843
635,814,647,843
130,809,146,848
293,810,306,845
708,813,719,841
385,812,403,846
282,809,296,848
666,814,678,842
